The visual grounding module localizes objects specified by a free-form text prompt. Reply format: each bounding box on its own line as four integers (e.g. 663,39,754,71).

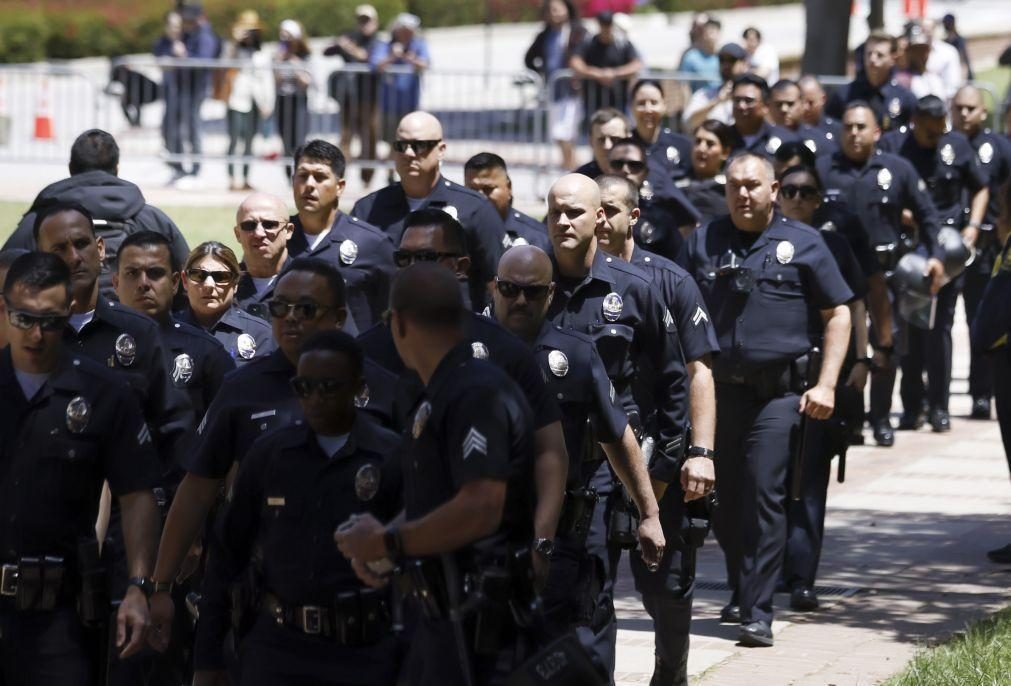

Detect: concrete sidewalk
612,314,1011,685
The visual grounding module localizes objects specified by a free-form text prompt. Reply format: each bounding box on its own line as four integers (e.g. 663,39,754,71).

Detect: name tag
267,497,285,507
251,410,277,420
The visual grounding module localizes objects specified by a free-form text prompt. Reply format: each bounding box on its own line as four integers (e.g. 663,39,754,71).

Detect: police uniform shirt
811,202,881,280
533,322,628,487
573,160,604,179
737,121,799,158
235,270,360,338
635,173,703,261
824,76,919,131
818,229,868,302
176,304,276,367
0,350,160,566
798,123,838,158
877,129,987,226
677,172,728,226
969,130,1011,229
182,349,398,479
160,318,236,421
679,214,853,373
633,127,693,183
816,149,943,257
971,235,1011,352
350,176,507,311
403,342,535,559
503,208,552,252
287,213,396,331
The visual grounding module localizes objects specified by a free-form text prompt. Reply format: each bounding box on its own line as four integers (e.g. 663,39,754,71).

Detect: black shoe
971,397,992,420
719,603,741,624
897,411,925,430
790,587,819,611
987,544,1011,564
847,423,865,445
739,620,774,647
929,408,951,433
872,419,895,447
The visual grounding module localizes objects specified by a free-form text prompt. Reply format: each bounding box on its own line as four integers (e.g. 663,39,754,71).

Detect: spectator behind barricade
153,4,221,187
573,106,629,177
679,15,722,91
371,11,430,173
682,42,748,130
942,13,974,81
570,11,642,118
274,19,312,182
825,32,918,132
743,27,779,84
921,18,963,100
221,10,274,192
525,0,589,171
681,119,739,223
325,4,381,187
896,22,947,99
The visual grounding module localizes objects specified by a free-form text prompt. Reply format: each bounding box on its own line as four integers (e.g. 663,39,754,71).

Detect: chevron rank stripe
692,305,709,327
137,423,152,445
462,427,488,460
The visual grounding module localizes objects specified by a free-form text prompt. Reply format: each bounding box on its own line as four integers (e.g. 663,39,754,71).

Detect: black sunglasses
393,249,461,268
609,158,646,173
495,279,551,301
6,306,70,332
265,299,331,320
290,376,352,399
186,268,236,285
392,139,441,154
780,185,821,201
238,218,285,235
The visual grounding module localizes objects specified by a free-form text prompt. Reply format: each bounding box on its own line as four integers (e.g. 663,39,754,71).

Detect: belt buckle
0,564,17,596
302,606,322,635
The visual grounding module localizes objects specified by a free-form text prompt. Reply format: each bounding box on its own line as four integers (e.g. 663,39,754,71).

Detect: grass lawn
884,606,1011,686
975,65,1009,127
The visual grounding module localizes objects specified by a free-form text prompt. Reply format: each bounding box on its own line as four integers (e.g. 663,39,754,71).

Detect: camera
716,251,754,294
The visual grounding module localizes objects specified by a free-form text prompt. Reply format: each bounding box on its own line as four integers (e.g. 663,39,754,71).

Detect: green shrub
0,12,49,63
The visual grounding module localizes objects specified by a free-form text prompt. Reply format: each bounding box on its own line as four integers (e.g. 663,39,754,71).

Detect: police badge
172,353,194,385
441,205,459,220
877,168,893,190
354,384,370,408
776,241,795,264
602,292,623,322
66,396,90,433
666,146,680,165
639,221,656,243
888,97,901,118
412,401,432,439
766,136,782,155
639,180,654,201
547,350,569,377
471,341,489,359
115,333,136,367
940,143,955,166
803,139,818,154
236,333,257,360
354,463,381,501
979,141,994,165
339,239,359,265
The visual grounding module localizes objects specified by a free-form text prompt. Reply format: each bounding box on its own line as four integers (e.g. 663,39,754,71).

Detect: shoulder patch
462,427,487,460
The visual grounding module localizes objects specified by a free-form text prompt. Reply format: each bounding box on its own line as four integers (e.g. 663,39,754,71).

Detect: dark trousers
901,276,961,413
0,607,94,686
994,351,1011,472
162,87,204,175
402,615,522,686
276,92,309,179
869,288,903,425
964,262,995,401
227,108,259,182
713,385,800,625
783,421,832,590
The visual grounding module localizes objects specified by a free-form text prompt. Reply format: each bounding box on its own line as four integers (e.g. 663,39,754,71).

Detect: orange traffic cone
34,77,54,140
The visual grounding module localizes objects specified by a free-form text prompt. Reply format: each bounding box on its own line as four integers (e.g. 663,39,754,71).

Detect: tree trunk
867,0,885,30
801,0,853,76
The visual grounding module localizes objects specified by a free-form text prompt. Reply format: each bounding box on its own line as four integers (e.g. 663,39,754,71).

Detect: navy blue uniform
677,173,728,226
400,343,535,686
798,122,838,158
160,318,235,424
680,214,852,626
176,304,276,367
234,273,278,324
634,175,702,262
503,208,552,252
350,176,506,311
971,237,1011,462
201,417,402,685
633,127,693,183
0,350,160,685
574,160,605,179
824,76,918,131
810,203,881,280
737,122,800,158
287,212,396,331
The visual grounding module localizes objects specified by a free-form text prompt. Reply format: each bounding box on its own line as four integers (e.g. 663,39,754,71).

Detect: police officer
952,84,1011,419
607,138,701,262
879,95,989,433
464,152,552,251
177,240,276,366
574,108,630,179
113,231,235,424
233,193,295,321
202,331,401,685
679,120,739,225
490,245,666,683
336,263,538,685
0,248,29,349
679,153,853,646
816,100,943,447
0,252,161,682
769,79,835,158
148,258,397,650
288,139,396,330
629,79,693,183
825,32,918,132
729,74,799,158
351,110,506,311
797,75,839,139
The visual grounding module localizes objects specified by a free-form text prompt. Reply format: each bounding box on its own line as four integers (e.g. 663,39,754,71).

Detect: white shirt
14,369,50,401
307,228,331,251
925,40,962,100
682,85,733,128
748,43,780,84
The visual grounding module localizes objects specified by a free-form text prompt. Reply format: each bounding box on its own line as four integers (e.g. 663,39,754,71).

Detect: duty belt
0,557,68,611
260,590,390,644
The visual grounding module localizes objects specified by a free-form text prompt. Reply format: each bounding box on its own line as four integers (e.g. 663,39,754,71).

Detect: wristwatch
151,580,174,595
854,357,873,367
383,527,405,561
127,576,154,598
686,446,715,460
533,537,555,559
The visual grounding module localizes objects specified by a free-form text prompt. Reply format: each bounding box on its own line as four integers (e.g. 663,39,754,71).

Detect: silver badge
548,350,569,377
66,396,90,433
888,97,902,117
512,236,529,247
471,341,489,359
236,333,257,360
639,221,656,243
714,173,726,185
412,400,432,439
940,143,955,166
115,333,136,367
441,205,459,220
803,138,818,154
666,146,679,165
820,221,837,232
918,178,927,192
602,292,623,322
354,463,381,501
172,353,194,385
339,239,359,265
776,240,795,265
877,168,893,190
639,180,654,201
766,136,782,155
979,141,994,165
354,383,370,408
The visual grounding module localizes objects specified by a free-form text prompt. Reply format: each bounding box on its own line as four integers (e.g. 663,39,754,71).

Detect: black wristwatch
686,446,715,460
854,357,873,367
383,527,405,561
533,537,555,559
127,576,154,598
873,344,895,355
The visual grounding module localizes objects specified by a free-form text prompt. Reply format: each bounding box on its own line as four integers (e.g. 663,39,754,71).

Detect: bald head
546,174,605,257
237,192,288,223
397,111,443,140
952,85,987,136
498,245,553,282
395,111,446,191
390,262,464,332
234,192,294,273
493,246,555,341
